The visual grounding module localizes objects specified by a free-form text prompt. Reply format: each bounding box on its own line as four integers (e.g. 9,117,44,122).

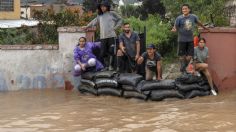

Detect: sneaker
211,88,217,96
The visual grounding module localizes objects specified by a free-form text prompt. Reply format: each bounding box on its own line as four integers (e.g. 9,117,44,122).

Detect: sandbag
122,85,136,91
176,83,210,92
185,90,210,99
150,90,184,101
95,70,117,78
97,88,122,97
175,74,203,84
118,73,143,86
137,80,176,91
95,78,118,88
81,72,96,80
81,79,95,88
78,85,97,95
123,91,147,100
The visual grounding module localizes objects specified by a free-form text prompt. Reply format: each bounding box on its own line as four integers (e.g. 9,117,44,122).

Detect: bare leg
196,63,217,95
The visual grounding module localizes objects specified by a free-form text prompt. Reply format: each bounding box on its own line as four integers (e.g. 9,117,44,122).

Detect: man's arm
135,40,140,61
156,61,162,80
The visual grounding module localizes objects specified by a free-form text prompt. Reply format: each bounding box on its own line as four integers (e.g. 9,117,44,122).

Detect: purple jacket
73,42,104,71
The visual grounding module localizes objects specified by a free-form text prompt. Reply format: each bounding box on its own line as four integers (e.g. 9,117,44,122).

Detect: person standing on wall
171,4,208,73
83,0,123,70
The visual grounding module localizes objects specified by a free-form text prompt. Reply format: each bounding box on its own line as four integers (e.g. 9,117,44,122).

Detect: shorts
178,41,194,56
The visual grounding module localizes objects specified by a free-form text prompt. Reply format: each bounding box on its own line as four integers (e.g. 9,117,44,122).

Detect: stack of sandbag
117,73,146,100
95,71,122,97
137,80,184,101
175,73,211,99
78,72,97,95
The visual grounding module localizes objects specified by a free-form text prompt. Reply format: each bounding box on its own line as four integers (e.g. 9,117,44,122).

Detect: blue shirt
175,14,199,42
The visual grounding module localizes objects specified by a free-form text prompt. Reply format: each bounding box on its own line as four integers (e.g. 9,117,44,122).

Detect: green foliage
161,0,230,26
0,27,34,45
119,5,140,18
125,15,177,56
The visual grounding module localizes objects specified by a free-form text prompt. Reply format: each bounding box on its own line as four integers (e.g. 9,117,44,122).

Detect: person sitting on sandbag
137,44,162,80
73,37,104,76
191,38,217,96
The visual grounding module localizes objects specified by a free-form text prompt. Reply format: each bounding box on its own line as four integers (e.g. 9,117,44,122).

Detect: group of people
73,1,217,95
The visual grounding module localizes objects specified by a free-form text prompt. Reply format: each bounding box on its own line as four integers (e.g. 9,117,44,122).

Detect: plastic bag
138,80,176,91
81,79,95,88
97,88,122,97
123,91,147,100
175,73,203,84
118,73,143,86
81,72,96,80
176,83,210,92
95,78,118,88
95,70,117,78
185,90,210,99
150,90,184,101
78,85,97,95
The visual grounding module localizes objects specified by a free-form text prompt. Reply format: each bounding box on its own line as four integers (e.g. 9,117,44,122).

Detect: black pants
100,37,116,67
117,55,136,73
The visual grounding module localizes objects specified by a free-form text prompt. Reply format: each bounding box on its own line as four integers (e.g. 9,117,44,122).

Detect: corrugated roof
0,20,39,28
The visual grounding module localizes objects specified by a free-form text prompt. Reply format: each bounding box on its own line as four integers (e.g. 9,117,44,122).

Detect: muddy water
0,89,236,132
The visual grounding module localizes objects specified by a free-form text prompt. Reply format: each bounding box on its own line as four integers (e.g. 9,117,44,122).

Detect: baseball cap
146,44,156,49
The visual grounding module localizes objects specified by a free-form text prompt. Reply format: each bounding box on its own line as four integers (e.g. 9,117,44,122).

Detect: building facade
0,0,21,19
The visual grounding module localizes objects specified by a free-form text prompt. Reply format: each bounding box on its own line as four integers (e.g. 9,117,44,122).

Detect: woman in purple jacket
73,37,104,76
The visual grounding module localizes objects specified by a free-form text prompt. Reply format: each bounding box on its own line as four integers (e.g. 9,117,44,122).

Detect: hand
121,47,126,53
81,64,86,71
137,57,143,65
171,27,176,32
135,54,140,61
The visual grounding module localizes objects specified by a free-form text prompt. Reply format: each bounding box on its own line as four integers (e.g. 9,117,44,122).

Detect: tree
161,0,230,26
138,0,166,20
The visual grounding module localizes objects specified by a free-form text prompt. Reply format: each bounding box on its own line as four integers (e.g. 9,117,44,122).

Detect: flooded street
0,89,236,132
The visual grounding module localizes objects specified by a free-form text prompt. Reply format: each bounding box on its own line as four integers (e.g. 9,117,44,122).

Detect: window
0,0,14,11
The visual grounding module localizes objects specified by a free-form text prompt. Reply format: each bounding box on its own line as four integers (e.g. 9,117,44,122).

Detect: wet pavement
0,88,236,132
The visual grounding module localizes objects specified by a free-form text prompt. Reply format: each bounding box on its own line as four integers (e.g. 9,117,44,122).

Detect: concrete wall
0,0,21,20
201,27,236,91
0,26,94,91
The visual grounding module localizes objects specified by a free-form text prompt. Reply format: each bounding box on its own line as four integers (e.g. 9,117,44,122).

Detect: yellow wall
0,0,21,20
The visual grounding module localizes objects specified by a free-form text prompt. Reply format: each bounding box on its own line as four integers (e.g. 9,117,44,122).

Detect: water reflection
0,89,235,132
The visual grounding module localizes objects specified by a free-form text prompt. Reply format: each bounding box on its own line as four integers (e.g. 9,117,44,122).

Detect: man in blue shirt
171,4,208,73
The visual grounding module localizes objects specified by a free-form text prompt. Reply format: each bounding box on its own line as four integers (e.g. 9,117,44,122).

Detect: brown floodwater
0,88,236,132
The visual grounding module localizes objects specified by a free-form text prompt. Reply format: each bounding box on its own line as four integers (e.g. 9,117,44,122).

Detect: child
73,37,104,76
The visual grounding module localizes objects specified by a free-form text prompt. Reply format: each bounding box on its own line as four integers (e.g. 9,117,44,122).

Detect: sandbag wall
78,71,215,101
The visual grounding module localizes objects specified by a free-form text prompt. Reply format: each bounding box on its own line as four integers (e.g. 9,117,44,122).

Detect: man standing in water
171,4,208,73
83,0,123,70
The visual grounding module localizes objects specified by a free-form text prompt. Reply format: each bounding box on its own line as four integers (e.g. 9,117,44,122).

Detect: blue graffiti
52,74,64,88
0,76,8,91
33,76,47,89
16,75,31,89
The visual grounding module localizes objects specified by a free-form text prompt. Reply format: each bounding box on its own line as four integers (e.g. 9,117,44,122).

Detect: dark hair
77,37,87,46
97,4,111,15
181,4,192,13
123,22,130,26
199,38,206,43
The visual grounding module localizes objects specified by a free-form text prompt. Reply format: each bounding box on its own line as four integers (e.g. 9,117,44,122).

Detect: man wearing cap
83,0,123,70
116,22,140,73
137,44,162,80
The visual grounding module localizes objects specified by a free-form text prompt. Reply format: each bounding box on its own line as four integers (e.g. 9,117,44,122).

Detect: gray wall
0,27,86,91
